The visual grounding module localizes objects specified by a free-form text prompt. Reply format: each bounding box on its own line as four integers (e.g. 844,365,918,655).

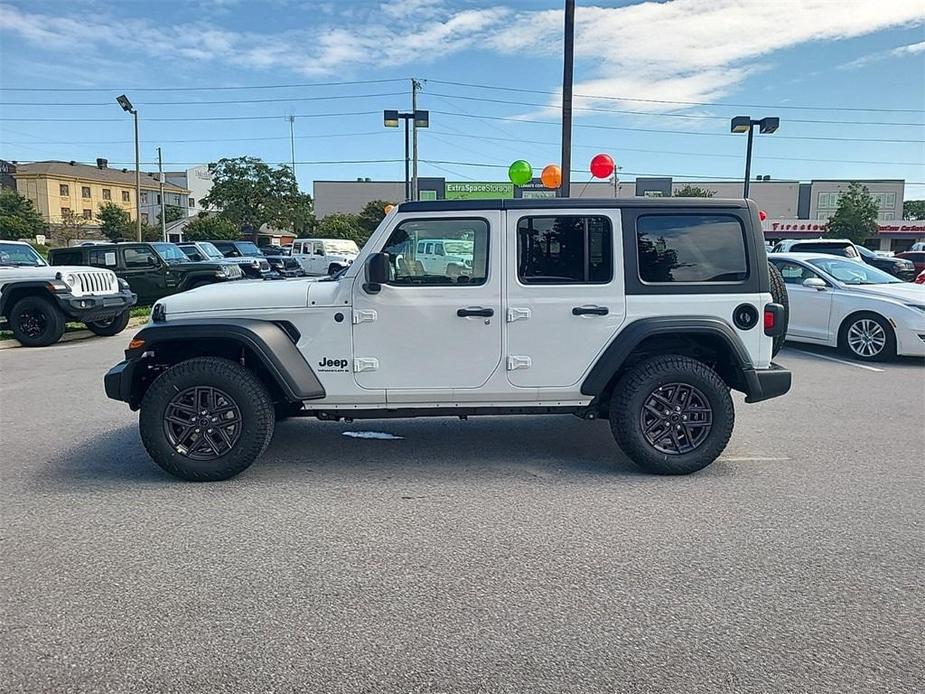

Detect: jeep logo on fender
317,357,349,372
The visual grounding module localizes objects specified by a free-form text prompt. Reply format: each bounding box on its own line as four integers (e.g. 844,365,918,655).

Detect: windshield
323,240,359,254
0,242,46,267
809,257,903,285
151,242,191,264
235,242,262,256
196,242,225,260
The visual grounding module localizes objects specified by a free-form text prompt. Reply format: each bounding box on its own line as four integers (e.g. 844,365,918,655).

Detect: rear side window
51,250,82,265
88,249,116,267
517,215,613,284
636,214,748,283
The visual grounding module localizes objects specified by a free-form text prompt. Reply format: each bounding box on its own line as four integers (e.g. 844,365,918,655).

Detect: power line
425,92,924,127
425,129,925,166
0,110,382,123
428,111,925,144
424,79,925,115
0,78,409,93
0,91,407,107
0,131,389,146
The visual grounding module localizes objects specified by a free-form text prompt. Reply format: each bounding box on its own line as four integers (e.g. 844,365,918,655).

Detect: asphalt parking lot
1,336,923,693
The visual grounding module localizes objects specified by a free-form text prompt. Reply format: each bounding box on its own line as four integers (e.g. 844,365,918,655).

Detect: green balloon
508,160,533,186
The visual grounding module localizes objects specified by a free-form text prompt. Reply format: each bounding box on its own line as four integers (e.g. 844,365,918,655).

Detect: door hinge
507,307,531,322
352,309,377,324
354,357,379,373
506,355,532,371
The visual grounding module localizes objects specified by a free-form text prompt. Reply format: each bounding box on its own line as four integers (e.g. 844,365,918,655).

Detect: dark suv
49,242,242,305
855,245,916,281
209,240,273,279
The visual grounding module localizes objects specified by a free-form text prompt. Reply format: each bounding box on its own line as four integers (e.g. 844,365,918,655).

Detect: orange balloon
541,164,562,189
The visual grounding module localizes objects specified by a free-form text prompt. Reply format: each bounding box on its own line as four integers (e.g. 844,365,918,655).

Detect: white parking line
721,457,792,462
781,347,885,372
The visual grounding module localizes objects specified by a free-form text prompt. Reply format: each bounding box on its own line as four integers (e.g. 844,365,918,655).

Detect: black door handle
572,306,609,316
457,307,494,318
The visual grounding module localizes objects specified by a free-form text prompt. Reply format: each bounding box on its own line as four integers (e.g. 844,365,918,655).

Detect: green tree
182,214,240,241
826,182,879,244
141,223,163,242
673,185,715,198
903,200,925,220
56,209,88,246
0,189,46,240
355,199,395,244
157,204,184,226
97,202,132,241
317,213,363,245
201,157,308,242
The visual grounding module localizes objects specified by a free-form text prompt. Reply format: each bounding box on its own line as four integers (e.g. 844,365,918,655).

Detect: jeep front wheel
609,355,734,475
139,357,275,481
85,310,130,336
9,295,66,347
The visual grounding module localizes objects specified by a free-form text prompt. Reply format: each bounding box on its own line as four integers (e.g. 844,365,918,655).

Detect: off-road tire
139,357,275,481
609,355,735,475
767,261,789,357
85,310,130,336
838,312,895,362
9,295,66,347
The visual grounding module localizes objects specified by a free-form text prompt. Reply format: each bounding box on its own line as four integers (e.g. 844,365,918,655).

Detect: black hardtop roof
397,197,751,213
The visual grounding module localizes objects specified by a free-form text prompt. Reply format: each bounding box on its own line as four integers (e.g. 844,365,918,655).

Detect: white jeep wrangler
1,240,136,347
290,238,359,276
105,198,791,481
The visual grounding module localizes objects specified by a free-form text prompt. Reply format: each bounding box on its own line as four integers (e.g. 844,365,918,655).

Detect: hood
848,283,925,303
159,277,316,315
0,264,112,280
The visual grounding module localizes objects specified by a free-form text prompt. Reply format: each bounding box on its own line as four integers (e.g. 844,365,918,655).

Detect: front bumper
742,362,791,403
55,288,136,322
104,359,134,404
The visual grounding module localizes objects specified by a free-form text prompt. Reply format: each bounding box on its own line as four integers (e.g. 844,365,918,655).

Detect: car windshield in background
795,242,859,259
196,242,225,260
236,242,262,256
323,240,359,254
809,257,903,284
152,243,190,264
0,243,46,266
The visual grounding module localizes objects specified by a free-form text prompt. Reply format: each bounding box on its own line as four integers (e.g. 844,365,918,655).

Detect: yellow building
15,160,190,227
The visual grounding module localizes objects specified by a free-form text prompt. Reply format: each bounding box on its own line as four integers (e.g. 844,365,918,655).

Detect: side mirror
802,277,827,290
364,252,390,294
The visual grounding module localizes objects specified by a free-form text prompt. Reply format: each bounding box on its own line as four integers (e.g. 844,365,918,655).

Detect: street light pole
117,95,142,241
157,146,166,242
384,108,429,201
731,115,779,199
411,78,421,201
404,117,410,201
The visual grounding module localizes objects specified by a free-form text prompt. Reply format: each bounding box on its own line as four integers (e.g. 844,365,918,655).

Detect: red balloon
590,153,615,179
759,210,768,221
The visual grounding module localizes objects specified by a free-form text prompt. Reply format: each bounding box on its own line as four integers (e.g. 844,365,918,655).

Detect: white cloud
841,39,925,69
1,0,923,112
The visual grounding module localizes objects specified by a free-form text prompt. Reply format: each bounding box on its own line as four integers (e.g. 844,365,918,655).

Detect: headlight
118,278,131,290
62,273,79,290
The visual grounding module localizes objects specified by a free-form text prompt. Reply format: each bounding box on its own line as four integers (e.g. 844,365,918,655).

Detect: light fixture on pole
117,94,142,241
384,108,429,201
731,116,779,199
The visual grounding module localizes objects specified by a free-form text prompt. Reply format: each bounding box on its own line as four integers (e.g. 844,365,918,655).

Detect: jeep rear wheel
85,310,130,336
609,355,734,475
9,295,66,347
139,357,275,481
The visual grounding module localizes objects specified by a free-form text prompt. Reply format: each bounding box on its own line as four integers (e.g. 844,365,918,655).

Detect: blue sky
1,0,923,200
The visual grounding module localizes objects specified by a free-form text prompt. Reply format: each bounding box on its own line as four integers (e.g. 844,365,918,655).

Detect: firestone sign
763,219,925,236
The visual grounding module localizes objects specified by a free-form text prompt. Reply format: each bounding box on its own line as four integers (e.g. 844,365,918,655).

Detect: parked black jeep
49,242,243,305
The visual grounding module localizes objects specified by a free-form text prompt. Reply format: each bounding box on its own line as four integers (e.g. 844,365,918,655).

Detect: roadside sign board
445,182,514,199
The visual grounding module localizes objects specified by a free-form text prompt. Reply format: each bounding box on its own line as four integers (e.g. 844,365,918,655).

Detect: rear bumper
55,288,136,322
742,362,791,403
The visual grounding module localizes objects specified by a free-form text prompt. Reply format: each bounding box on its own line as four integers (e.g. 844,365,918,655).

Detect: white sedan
769,253,925,361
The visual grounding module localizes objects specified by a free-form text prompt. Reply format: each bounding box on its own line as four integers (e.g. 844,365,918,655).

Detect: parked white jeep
290,238,359,276
105,198,791,481
1,240,136,347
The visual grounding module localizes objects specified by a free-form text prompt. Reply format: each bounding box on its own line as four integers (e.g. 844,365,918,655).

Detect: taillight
764,310,775,331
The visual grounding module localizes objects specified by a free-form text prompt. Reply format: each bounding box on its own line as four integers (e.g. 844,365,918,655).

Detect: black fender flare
0,280,57,317
178,271,220,290
580,316,754,397
117,318,325,403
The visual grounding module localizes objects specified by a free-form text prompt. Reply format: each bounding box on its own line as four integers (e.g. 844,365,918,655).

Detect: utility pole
133,110,141,240
559,0,575,198
157,147,166,242
411,78,421,201
288,115,296,178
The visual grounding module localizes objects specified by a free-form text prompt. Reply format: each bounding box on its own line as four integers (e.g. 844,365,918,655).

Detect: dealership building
314,177,922,252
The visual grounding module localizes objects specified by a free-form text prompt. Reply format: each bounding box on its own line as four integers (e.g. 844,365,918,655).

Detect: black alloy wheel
639,382,713,455
18,308,47,339
163,386,242,460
